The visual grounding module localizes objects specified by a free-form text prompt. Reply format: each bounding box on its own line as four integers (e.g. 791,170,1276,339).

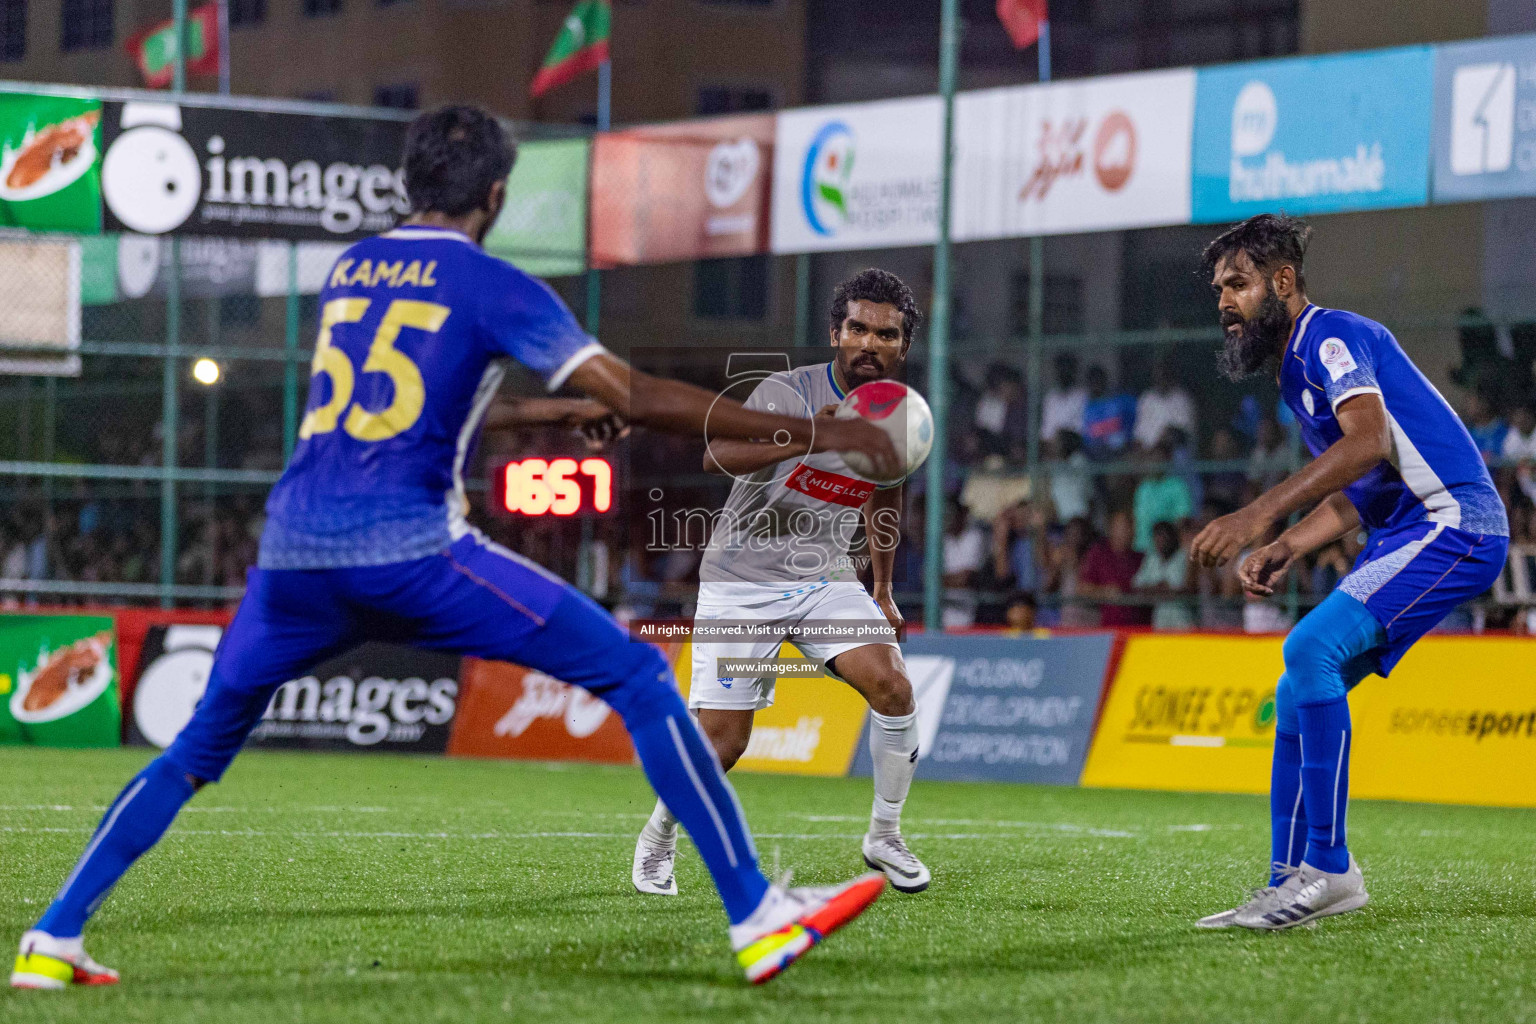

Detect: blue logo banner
1192,47,1434,222
850,633,1114,786
1432,34,1536,203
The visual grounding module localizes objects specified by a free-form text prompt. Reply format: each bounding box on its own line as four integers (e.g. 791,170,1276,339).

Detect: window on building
373,83,418,110
227,0,265,28
302,0,341,17
60,0,112,51
696,86,773,116
0,0,25,61
300,89,337,103
694,255,769,320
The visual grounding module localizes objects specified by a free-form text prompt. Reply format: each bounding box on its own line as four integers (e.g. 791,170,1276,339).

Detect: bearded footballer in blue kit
1191,214,1508,930
11,106,900,991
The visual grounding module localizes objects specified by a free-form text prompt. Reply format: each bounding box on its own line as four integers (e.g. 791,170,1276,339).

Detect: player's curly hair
403,106,516,216
829,268,922,345
1201,212,1312,290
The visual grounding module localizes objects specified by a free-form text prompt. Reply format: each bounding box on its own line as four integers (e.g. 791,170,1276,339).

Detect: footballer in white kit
634,269,931,896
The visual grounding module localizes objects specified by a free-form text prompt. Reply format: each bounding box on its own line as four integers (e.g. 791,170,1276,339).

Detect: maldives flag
530,0,611,98
127,3,220,88
996,0,1047,50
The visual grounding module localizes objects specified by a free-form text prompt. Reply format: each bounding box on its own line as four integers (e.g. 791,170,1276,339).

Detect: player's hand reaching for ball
814,417,900,481
1189,506,1269,568
1237,539,1295,597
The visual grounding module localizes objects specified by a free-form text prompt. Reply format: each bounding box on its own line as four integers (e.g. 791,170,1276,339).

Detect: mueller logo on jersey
784,463,875,508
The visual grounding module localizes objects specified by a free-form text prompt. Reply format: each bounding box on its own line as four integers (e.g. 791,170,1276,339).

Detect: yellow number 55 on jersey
299,298,449,443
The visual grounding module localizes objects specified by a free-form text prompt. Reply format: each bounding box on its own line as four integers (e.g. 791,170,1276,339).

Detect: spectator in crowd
1040,352,1087,452
1004,591,1037,631
1132,439,1193,552
1310,539,1354,598
1044,515,1096,627
1133,520,1192,631
1502,401,1536,463
1465,387,1507,464
990,499,1047,594
1078,509,1146,627
1246,413,1290,494
1048,429,1093,522
1201,426,1247,513
1082,365,1137,460
973,362,1027,459
1134,358,1197,452
942,497,986,627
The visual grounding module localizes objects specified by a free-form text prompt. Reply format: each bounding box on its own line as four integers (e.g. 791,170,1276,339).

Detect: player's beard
840,351,899,387
1218,286,1290,381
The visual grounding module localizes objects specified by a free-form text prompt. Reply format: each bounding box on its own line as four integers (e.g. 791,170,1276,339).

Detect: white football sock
642,798,678,846
868,709,919,837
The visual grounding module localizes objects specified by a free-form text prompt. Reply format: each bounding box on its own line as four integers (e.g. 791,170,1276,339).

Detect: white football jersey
698,362,901,587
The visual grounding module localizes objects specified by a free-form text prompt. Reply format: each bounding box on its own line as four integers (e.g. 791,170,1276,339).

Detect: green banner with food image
0,615,120,747
0,93,104,234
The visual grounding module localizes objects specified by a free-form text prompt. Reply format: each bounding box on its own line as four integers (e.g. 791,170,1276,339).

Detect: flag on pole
530,0,611,98
996,0,1047,50
127,3,221,88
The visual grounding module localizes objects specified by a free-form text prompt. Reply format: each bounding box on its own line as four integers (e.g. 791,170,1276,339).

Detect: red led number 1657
498,458,613,516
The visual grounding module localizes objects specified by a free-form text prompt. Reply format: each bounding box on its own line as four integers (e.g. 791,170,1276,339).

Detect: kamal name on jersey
699,362,901,588
260,225,604,570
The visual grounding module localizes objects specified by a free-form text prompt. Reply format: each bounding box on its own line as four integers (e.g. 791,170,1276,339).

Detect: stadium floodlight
192,358,221,385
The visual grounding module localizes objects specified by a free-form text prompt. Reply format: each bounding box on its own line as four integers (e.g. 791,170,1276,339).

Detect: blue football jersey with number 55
259,225,603,569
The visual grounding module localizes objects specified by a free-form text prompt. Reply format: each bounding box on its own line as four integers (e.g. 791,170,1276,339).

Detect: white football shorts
687,581,901,711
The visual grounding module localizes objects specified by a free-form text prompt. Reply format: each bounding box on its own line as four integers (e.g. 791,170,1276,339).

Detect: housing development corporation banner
952,69,1195,239
1191,47,1434,222
851,633,1114,785
771,96,942,254
1082,634,1536,808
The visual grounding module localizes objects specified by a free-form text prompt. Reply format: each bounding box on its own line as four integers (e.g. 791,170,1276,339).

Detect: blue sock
1296,696,1352,874
36,756,195,938
1269,731,1306,883
619,688,769,923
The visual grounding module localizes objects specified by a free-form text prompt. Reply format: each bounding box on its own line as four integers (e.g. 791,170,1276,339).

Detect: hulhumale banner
1192,47,1434,222
1432,33,1536,203
851,633,1114,785
99,100,410,241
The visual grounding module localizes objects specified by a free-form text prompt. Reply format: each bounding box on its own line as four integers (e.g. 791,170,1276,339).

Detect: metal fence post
283,242,300,459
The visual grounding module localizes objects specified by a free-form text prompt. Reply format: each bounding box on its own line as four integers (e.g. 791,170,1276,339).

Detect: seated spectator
1082,365,1137,460
973,362,1027,458
942,497,986,627
1040,352,1086,448
1134,358,1196,452
1132,439,1193,552
991,500,1046,595
1247,414,1290,493
1133,521,1192,630
1502,401,1536,464
1203,427,1248,513
1078,509,1147,627
1044,515,1095,627
1048,429,1093,522
1004,591,1037,631
1465,388,1507,464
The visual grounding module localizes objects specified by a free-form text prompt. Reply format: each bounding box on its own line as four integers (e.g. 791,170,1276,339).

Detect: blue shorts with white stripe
1339,520,1507,675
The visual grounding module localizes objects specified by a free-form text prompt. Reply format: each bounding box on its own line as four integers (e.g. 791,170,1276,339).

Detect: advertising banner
771,96,942,254
99,100,409,241
1432,34,1536,203
1191,47,1434,222
446,657,634,763
673,639,870,776
484,137,589,278
0,93,103,234
952,69,1195,240
851,633,1113,785
1081,635,1278,795
0,236,82,376
590,114,772,265
0,614,120,747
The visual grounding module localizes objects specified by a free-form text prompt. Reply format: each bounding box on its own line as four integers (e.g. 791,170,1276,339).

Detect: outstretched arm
568,353,899,479
865,484,904,635
1236,492,1360,597
1192,394,1389,568
702,405,839,475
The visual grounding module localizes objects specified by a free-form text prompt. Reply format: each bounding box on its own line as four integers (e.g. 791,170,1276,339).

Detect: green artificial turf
2,747,1534,1023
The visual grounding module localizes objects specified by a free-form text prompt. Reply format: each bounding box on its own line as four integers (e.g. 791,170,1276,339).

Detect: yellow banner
1080,635,1279,794
1082,634,1536,807
672,640,867,777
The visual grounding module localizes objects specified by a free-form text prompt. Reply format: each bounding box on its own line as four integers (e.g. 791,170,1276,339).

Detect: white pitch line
0,826,1135,843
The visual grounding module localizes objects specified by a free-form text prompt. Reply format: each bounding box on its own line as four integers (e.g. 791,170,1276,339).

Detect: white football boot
1197,863,1303,929
11,930,119,989
631,832,678,896
861,832,931,893
1234,856,1368,930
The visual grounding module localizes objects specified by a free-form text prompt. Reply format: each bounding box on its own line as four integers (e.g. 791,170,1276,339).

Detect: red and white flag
996,0,1048,50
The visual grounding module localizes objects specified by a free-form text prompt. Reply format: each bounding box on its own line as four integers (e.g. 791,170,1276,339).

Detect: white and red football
834,379,934,484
